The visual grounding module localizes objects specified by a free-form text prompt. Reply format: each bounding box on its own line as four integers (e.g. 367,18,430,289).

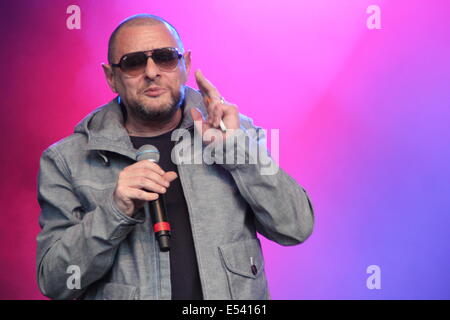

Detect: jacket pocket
102,282,139,300
218,238,269,300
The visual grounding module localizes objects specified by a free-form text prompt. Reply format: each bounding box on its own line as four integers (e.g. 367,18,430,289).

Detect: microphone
136,145,171,252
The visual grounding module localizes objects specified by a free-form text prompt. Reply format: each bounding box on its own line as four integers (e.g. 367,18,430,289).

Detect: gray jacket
36,86,314,300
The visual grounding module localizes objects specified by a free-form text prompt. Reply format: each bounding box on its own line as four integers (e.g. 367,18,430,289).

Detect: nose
144,56,160,80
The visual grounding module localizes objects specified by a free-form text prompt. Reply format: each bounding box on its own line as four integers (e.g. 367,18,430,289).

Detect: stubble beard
128,89,183,123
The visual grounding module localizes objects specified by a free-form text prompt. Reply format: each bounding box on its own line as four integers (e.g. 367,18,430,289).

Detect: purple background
0,0,449,299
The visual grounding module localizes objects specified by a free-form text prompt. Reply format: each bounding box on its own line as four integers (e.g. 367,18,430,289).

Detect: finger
195,77,223,127
129,160,165,176
195,69,221,100
190,107,218,144
190,107,211,133
203,96,219,122
127,168,170,188
163,171,178,183
126,176,167,194
212,102,224,128
124,187,159,202
198,95,219,127
190,107,203,133
190,107,204,122
201,95,214,126
204,100,223,128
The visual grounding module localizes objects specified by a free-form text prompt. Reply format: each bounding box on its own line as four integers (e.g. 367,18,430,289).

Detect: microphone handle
145,197,171,252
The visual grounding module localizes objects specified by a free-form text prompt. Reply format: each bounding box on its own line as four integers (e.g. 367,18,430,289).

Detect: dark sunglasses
111,47,183,76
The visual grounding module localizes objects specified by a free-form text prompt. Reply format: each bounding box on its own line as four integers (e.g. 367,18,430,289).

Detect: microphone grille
136,145,160,163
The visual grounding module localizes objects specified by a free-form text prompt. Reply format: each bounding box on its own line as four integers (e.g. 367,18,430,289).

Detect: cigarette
219,120,227,132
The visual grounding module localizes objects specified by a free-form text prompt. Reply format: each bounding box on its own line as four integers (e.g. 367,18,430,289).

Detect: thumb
164,171,178,183
190,107,204,121
190,107,205,133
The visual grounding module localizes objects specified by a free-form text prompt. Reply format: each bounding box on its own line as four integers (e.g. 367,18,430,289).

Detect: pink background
0,0,449,299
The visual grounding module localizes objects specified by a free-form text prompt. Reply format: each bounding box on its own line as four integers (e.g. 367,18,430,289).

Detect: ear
182,51,192,82
102,63,118,93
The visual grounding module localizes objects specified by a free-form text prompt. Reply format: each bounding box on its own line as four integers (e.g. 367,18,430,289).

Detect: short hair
107,14,184,64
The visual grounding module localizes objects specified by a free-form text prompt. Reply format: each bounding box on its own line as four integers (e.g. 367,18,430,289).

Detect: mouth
143,86,167,97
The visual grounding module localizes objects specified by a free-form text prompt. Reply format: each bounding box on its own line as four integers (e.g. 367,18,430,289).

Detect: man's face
104,23,191,122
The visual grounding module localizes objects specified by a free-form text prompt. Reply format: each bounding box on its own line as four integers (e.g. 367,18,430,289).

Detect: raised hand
190,69,240,143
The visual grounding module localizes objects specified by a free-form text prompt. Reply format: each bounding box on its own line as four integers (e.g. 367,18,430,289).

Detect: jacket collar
74,86,206,160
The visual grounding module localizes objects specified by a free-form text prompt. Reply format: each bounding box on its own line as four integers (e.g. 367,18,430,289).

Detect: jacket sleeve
36,147,144,299
217,118,314,246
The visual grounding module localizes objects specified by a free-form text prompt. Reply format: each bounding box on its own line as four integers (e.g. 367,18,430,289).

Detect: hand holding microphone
136,145,173,251
112,147,177,218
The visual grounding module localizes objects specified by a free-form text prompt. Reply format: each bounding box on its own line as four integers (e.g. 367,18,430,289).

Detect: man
36,14,314,300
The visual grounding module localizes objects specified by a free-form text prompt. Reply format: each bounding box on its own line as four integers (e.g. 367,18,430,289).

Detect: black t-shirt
129,129,203,300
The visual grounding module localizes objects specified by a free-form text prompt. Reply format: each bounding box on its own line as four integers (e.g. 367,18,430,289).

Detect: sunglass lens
121,52,148,75
152,48,180,71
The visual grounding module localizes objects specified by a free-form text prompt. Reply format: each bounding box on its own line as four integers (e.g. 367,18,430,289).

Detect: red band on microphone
154,222,171,233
